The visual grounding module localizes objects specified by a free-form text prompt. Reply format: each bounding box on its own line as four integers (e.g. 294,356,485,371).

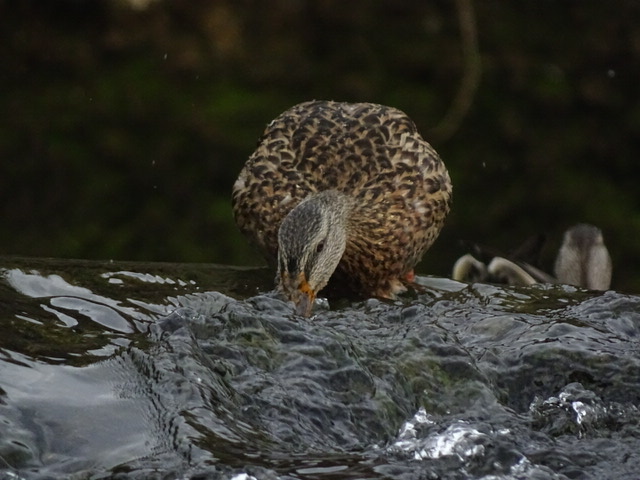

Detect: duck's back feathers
232,100,452,297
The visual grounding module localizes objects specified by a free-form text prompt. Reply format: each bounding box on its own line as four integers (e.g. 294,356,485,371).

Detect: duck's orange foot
402,270,430,295
403,270,416,283
376,272,422,299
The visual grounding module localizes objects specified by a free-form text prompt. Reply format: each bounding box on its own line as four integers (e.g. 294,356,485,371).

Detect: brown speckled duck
232,100,453,315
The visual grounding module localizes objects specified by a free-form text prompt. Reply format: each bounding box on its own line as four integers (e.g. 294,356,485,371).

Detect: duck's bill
293,277,316,317
279,271,316,317
294,292,314,316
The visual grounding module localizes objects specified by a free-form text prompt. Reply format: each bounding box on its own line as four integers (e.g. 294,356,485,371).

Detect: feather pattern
232,100,452,300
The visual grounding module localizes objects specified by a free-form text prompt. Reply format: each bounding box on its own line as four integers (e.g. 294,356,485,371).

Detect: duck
232,100,453,315
452,224,612,290
554,223,612,290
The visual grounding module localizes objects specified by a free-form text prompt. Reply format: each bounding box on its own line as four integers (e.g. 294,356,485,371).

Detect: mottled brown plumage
232,100,452,314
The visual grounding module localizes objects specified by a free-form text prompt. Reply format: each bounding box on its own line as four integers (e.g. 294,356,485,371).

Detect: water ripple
2,261,640,479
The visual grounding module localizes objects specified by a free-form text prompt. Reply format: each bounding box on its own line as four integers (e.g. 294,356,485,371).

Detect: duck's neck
304,190,355,226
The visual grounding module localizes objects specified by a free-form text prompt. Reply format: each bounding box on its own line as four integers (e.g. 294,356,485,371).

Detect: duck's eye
316,241,325,253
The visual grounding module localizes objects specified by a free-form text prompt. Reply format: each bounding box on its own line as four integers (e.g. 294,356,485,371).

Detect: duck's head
276,191,351,316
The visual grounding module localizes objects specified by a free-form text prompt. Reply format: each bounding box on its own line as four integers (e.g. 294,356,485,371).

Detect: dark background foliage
2,0,639,290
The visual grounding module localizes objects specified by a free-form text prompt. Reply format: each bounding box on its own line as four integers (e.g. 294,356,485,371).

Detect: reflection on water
1,257,640,479
0,354,156,474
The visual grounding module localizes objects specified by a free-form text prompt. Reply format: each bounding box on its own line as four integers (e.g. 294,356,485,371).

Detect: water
1,257,640,479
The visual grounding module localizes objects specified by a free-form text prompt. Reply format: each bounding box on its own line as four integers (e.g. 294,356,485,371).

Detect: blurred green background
2,0,639,291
